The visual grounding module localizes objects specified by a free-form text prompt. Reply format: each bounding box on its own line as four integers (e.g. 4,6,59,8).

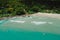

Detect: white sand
32,12,60,19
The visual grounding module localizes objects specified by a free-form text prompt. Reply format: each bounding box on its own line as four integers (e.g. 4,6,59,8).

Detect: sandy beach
32,12,60,19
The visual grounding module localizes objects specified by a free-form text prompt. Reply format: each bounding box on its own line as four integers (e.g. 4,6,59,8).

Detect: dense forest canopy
0,0,60,17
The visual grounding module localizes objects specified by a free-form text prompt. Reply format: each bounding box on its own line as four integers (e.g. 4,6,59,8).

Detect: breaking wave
10,20,25,23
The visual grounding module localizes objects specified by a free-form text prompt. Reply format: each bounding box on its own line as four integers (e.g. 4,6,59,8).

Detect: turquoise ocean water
0,16,60,40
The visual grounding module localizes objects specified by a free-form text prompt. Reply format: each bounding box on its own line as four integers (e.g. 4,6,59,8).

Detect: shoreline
0,12,60,20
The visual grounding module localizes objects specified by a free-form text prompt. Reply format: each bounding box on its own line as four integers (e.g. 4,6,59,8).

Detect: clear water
0,16,60,40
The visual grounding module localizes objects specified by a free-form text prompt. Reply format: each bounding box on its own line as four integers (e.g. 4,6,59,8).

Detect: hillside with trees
0,0,60,17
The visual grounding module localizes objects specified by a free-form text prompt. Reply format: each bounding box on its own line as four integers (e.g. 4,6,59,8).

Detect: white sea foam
10,20,25,23
0,20,4,23
31,21,47,25
48,22,53,24
29,16,32,19
0,21,3,23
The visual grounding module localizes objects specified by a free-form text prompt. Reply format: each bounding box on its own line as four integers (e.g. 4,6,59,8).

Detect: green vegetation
0,0,60,17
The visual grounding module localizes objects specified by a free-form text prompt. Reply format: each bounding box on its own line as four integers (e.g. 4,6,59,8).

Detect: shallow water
0,16,60,40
